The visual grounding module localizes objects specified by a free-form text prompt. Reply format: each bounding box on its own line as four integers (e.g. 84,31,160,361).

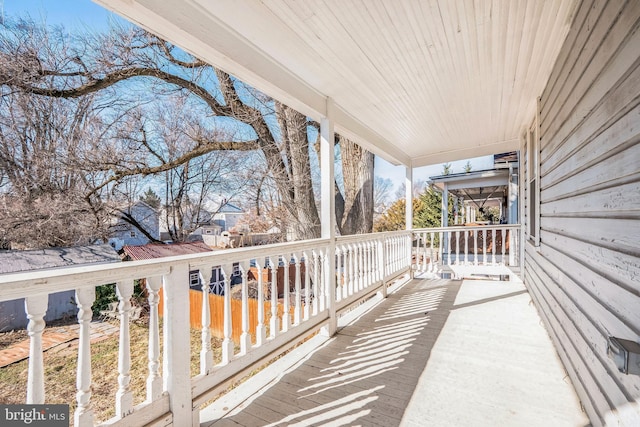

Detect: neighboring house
212,202,245,232
0,245,121,331
186,224,223,247
430,151,520,225
109,201,159,250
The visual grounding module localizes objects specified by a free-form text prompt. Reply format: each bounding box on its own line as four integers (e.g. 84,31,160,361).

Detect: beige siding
524,0,640,425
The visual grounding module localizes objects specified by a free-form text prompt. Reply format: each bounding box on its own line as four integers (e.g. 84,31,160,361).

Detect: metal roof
0,244,121,274
96,0,578,167
122,242,214,261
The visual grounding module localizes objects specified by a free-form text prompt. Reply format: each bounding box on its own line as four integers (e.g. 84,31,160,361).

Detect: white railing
412,224,521,277
334,230,412,312
0,230,412,427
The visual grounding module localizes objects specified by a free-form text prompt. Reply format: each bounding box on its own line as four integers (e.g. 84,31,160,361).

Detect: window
130,231,136,238
189,271,200,289
527,102,541,246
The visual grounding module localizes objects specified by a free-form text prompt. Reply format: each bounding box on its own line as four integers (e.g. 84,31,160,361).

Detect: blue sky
3,0,120,28
4,0,494,197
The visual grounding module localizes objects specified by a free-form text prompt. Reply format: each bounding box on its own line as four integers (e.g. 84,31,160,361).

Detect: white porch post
405,165,414,278
441,183,448,228
163,264,191,424
320,97,336,337
405,165,413,230
442,183,449,258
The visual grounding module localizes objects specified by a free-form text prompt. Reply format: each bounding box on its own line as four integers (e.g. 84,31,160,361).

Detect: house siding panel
525,0,640,425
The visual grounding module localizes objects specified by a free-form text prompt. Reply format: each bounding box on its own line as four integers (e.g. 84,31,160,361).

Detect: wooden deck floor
200,277,589,427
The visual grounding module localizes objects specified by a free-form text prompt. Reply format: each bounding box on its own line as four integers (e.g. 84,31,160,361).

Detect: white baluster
25,295,47,404
429,232,435,273
367,241,373,286
319,250,327,312
145,277,162,402
312,251,320,316
377,238,387,297
303,252,311,321
221,263,234,364
335,246,342,301
269,258,279,338
473,229,478,266
492,229,497,265
74,287,95,427
501,229,507,265
358,243,364,291
239,260,251,355
464,230,469,265
366,241,372,287
282,255,291,332
115,280,134,419
508,229,515,266
455,231,460,265
293,253,302,325
347,244,354,296
438,231,443,271
416,233,422,272
447,232,453,266
256,257,267,345
199,269,214,374
482,229,487,265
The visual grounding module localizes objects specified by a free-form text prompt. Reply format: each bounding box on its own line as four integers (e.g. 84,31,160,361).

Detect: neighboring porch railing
412,224,521,277
0,230,412,426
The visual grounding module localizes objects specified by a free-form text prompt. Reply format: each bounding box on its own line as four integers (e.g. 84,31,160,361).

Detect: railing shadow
213,278,462,426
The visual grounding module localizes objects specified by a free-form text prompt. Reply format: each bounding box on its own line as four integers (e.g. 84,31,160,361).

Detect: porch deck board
201,277,588,427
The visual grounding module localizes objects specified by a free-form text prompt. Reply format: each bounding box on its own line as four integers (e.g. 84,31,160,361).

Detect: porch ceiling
94,0,578,167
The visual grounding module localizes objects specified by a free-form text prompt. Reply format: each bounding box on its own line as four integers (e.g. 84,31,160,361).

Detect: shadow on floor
212,278,462,426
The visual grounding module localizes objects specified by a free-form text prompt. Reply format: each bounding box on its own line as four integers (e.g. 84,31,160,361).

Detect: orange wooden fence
158,289,287,343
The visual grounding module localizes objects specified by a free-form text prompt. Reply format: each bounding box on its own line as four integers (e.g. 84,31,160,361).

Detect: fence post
163,263,191,424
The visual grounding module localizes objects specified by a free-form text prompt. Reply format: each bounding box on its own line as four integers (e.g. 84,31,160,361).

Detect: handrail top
413,224,521,233
0,237,329,302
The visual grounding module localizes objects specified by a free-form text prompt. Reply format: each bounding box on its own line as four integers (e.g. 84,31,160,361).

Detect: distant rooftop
0,245,121,275
217,203,243,214
122,242,213,261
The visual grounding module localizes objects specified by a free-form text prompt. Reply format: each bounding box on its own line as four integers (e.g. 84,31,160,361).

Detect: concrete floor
201,277,589,427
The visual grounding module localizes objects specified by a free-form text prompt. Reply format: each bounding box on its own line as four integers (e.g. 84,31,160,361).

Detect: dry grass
0,318,222,426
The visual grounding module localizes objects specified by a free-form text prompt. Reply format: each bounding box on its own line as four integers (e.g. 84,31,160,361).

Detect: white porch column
405,165,414,279
442,183,449,257
320,97,336,336
163,264,191,424
441,183,449,228
405,165,413,230
453,196,459,225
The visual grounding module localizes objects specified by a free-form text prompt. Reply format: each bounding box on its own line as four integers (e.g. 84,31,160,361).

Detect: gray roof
218,203,243,213
0,244,121,275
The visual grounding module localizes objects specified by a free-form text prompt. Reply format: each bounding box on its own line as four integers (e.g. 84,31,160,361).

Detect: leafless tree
0,17,376,245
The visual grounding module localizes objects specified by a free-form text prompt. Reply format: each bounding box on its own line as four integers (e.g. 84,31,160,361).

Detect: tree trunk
337,136,374,235
276,102,321,240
